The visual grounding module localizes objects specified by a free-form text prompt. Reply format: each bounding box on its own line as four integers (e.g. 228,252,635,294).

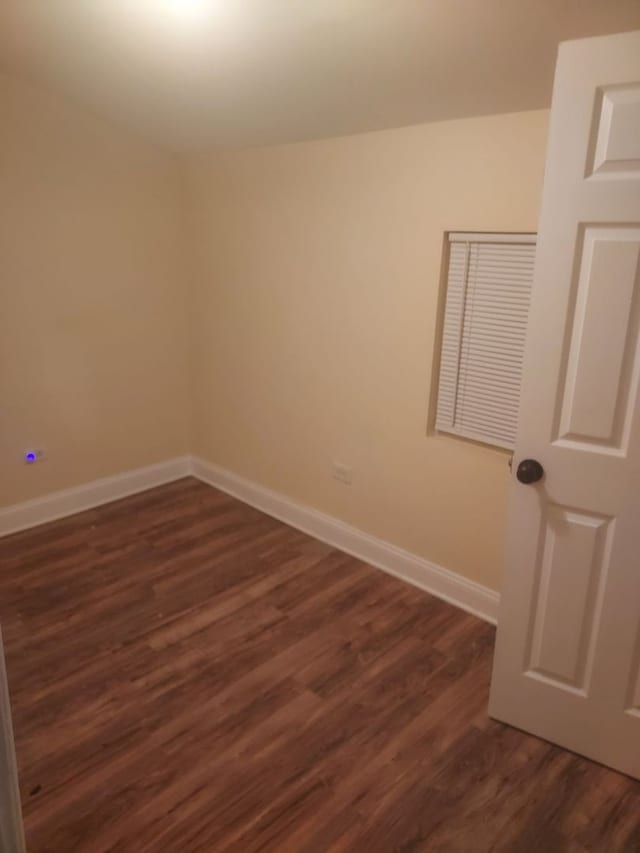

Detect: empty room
1,1,640,850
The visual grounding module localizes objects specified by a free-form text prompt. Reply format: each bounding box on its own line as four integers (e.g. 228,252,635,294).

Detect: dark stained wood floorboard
0,477,638,852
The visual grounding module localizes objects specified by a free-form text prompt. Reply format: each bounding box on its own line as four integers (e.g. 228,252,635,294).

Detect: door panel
489,30,640,780
557,228,640,449
589,84,640,177
526,506,611,692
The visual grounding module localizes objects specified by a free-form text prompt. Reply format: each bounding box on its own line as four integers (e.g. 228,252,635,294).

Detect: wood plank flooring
0,477,638,852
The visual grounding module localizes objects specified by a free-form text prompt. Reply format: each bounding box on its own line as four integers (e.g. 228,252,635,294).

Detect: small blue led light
25,451,37,464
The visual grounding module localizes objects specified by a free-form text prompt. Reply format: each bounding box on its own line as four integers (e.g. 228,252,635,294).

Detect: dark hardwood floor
0,477,638,852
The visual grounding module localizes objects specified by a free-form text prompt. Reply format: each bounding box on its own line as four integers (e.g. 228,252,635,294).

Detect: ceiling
1,0,640,151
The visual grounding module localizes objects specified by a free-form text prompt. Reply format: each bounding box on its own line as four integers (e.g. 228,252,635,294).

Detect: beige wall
187,110,549,591
0,74,190,506
1,78,548,593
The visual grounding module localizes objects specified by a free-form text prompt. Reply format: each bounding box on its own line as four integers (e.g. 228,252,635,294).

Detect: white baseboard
0,453,499,624
0,456,191,538
191,457,499,624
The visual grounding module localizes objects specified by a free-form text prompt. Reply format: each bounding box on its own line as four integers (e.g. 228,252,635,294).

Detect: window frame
432,231,537,452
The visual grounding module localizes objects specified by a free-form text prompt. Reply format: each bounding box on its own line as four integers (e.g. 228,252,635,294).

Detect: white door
0,629,25,853
489,28,640,780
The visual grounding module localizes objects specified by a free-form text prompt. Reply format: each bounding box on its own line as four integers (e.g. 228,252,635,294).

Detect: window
435,232,536,450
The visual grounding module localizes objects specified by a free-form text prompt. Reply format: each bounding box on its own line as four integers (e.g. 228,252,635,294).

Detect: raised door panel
526,506,612,694
556,227,640,453
588,84,640,178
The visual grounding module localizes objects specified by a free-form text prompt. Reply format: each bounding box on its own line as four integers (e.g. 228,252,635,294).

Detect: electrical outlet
332,462,352,485
24,448,47,465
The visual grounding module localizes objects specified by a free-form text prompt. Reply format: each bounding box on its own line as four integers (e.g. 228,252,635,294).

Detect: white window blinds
435,232,536,450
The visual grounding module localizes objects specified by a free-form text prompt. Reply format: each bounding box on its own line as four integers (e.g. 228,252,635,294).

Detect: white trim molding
191,457,499,624
0,456,191,538
0,628,26,853
0,453,500,624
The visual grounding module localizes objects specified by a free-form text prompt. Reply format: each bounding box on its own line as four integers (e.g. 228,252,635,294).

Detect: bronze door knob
516,459,544,484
